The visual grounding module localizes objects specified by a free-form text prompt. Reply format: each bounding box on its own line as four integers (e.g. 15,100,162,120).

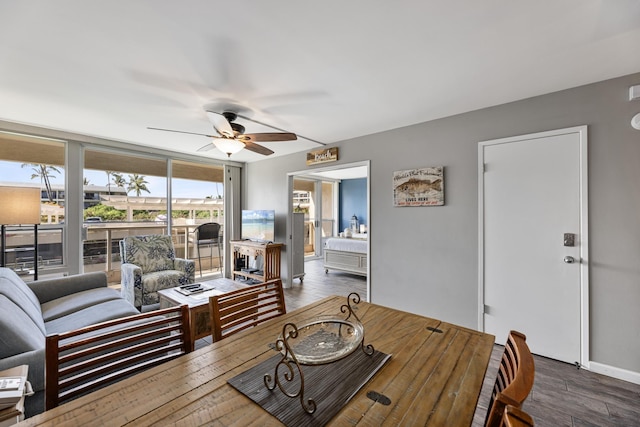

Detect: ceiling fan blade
147,127,216,138
243,141,274,156
239,132,297,143
196,142,216,152
206,111,234,137
236,113,324,146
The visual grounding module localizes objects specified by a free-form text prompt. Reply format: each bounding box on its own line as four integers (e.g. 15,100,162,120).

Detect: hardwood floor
194,258,366,348
282,256,368,311
473,345,640,427
197,259,640,426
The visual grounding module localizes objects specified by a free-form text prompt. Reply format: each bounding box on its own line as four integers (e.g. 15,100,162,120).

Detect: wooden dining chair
209,279,286,341
504,405,535,427
45,305,192,410
484,330,535,427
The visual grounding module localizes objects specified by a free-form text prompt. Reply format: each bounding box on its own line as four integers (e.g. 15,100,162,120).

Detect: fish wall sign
393,167,444,206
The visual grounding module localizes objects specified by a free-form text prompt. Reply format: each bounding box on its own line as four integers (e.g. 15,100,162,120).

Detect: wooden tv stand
231,240,283,283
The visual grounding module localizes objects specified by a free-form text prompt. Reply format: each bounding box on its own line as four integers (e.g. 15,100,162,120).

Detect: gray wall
245,72,640,375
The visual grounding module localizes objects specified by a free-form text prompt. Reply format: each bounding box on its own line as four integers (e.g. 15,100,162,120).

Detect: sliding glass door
171,159,225,275
83,149,225,280
83,149,167,280
1,128,230,282
292,178,337,258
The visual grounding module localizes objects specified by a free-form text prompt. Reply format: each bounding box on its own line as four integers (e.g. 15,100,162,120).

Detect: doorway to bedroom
287,161,370,301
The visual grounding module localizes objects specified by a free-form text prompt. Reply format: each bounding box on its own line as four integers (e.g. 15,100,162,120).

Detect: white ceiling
1,1,639,163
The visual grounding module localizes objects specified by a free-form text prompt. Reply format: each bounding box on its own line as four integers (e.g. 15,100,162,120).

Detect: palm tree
127,174,150,197
21,163,61,202
105,171,113,195
112,173,126,191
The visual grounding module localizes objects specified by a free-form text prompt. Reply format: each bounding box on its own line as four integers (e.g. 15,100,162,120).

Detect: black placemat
228,348,391,426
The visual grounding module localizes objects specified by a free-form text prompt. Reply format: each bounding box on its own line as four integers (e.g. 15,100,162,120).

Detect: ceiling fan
148,111,297,157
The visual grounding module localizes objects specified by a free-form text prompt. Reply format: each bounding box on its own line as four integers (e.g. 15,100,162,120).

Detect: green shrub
83,204,126,221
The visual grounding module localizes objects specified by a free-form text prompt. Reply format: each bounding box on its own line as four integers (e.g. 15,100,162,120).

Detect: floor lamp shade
0,187,42,225
0,186,42,278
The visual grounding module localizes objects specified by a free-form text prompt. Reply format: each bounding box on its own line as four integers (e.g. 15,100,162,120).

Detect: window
83,149,168,272
0,131,66,279
0,132,229,280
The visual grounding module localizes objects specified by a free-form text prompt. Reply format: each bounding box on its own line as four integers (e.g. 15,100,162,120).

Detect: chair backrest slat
58,323,179,365
45,305,192,410
485,330,535,427
60,341,184,390
210,279,286,341
59,332,182,378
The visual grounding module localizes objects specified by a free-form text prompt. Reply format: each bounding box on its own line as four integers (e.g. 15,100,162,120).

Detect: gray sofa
0,267,140,418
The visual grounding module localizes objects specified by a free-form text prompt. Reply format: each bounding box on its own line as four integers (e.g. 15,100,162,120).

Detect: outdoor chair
119,234,195,310
194,222,222,277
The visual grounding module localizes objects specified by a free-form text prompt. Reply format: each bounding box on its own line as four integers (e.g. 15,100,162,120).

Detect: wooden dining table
18,295,495,426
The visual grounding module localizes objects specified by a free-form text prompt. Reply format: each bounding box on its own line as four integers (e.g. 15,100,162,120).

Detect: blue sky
0,161,222,198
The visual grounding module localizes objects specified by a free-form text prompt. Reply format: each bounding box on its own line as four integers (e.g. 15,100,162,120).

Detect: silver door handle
563,256,576,264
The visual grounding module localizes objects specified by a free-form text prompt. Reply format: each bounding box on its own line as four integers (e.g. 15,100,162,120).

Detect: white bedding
324,237,367,253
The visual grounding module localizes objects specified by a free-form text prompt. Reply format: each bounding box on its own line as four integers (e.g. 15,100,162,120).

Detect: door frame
477,125,590,367
286,160,370,300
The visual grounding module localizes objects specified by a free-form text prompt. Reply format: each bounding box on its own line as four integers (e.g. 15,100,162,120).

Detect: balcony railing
1,225,64,278
1,221,224,283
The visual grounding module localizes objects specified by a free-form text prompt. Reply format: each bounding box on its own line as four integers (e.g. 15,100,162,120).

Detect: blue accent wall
339,178,367,231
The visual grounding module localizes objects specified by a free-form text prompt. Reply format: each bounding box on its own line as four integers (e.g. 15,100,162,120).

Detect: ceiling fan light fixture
151,107,300,158
213,138,245,156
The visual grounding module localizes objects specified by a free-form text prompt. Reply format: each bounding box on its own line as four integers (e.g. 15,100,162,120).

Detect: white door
479,126,589,366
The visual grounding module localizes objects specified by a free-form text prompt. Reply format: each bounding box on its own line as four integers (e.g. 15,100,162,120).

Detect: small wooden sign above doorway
306,147,338,166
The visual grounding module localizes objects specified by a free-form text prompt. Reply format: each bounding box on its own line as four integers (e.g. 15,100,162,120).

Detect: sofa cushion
40,287,123,322
28,271,108,305
44,299,140,335
0,295,46,359
0,268,46,335
121,235,175,273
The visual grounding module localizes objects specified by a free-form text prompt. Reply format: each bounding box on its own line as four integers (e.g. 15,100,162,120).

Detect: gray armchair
119,234,195,310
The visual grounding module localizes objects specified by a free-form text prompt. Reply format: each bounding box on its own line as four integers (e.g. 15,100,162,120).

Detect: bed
323,234,368,276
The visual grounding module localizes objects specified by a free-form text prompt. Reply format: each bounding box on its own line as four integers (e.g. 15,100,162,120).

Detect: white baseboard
589,361,640,385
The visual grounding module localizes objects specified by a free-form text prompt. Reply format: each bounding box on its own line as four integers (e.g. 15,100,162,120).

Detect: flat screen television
241,210,275,242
